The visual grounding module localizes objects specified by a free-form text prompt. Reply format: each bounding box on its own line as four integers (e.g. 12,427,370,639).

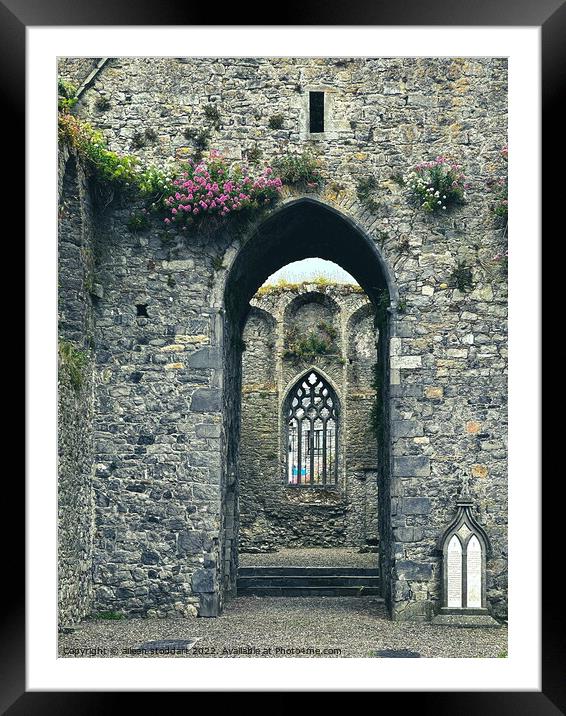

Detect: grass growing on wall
257,278,363,296
59,340,90,392
356,176,381,212
284,322,339,360
272,151,323,188
91,610,125,620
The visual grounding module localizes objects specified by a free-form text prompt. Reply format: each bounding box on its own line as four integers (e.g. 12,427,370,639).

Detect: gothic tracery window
286,371,339,486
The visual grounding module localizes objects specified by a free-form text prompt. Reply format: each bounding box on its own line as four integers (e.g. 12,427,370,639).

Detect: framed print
9,0,557,707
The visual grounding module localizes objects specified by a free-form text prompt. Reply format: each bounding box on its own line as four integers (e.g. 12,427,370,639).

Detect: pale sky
262,258,358,286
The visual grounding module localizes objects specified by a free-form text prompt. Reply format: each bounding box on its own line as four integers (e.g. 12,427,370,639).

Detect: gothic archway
220,197,397,612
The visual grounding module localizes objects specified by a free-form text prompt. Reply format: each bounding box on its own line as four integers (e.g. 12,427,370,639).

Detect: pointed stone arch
282,368,341,487
280,364,342,409
222,196,398,328
216,196,399,614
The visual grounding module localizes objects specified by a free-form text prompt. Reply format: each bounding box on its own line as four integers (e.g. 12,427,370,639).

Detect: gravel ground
59,597,507,659
240,547,378,569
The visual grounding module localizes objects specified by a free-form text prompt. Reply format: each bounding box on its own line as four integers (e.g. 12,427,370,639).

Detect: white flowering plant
405,156,469,213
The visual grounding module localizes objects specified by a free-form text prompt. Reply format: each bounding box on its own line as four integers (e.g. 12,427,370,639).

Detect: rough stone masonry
239,284,379,553
57,57,508,624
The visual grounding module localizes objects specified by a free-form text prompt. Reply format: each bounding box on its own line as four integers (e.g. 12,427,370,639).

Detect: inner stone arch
222,197,395,610
284,290,340,325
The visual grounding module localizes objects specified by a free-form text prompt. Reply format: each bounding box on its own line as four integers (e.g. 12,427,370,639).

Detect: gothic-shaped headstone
432,474,500,627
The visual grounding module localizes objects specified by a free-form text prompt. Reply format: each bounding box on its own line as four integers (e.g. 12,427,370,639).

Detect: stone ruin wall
57,56,508,622
239,285,379,553
58,146,97,624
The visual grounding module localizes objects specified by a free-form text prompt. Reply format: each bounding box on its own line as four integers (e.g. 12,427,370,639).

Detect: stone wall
58,148,96,625
59,58,100,91
57,56,508,621
239,285,378,552
89,218,223,618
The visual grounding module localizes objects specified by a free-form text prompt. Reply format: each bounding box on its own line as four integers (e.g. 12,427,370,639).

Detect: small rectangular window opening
309,91,324,133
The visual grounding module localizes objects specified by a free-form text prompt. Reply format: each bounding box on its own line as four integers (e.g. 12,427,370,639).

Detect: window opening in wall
309,91,325,134
287,371,338,485
136,304,149,317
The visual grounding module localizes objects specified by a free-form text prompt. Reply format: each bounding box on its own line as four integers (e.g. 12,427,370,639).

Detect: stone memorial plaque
447,535,462,608
436,485,496,625
466,535,482,608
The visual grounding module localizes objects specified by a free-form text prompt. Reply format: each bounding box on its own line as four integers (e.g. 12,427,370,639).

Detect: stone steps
237,566,382,598
239,566,380,577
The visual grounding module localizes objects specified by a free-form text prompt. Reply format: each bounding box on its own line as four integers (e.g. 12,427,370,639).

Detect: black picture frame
11,0,557,708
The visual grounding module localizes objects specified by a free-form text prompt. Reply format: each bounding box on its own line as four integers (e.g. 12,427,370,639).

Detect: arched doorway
220,197,397,613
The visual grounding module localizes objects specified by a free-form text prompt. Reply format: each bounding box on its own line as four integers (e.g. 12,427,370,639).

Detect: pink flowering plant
163,151,282,228
489,147,508,279
405,156,469,213
58,93,283,231
492,249,508,279
486,145,508,221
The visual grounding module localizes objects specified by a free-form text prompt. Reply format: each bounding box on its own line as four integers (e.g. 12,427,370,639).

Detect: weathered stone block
196,423,222,438
186,319,209,334
396,561,433,581
188,347,221,370
394,599,434,622
190,388,221,412
401,497,432,515
390,384,423,398
162,259,195,271
471,464,489,478
198,592,220,617
192,568,216,593
392,420,424,438
393,456,430,477
141,551,160,565
394,526,424,542
116,587,135,599
425,386,444,399
391,355,422,370
177,530,212,555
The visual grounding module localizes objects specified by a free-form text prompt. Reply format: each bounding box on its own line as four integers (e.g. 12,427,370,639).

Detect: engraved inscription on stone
447,535,462,608
466,535,482,608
